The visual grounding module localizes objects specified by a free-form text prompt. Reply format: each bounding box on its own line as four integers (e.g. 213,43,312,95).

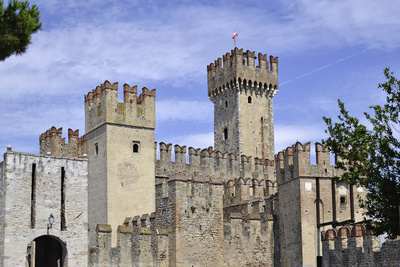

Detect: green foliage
323,68,400,238
0,0,41,61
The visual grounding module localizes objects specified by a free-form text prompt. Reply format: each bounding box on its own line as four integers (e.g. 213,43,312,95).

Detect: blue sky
1,0,400,157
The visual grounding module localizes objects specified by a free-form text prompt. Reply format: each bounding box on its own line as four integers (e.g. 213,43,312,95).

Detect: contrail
279,48,371,86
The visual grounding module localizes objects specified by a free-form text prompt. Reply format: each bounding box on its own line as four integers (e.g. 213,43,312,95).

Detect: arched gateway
27,235,67,267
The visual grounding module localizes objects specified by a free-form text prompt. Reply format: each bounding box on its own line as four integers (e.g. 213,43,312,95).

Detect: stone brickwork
40,126,87,157
84,81,156,246
208,48,278,160
322,223,400,266
0,148,88,267
155,175,225,266
223,213,274,266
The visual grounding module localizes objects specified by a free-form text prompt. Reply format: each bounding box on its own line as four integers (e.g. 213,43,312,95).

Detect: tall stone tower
207,48,279,160
84,81,156,245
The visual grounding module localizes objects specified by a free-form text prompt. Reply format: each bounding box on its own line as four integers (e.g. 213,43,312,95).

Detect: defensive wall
89,217,169,267
223,212,274,266
89,175,274,266
155,142,276,187
39,126,87,158
322,223,400,266
0,147,89,267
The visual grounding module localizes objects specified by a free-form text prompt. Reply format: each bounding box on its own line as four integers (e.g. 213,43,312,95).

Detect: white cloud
157,132,214,150
274,124,327,153
156,99,213,122
1,0,400,156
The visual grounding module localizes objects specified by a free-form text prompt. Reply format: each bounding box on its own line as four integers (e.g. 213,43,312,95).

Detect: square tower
208,48,279,160
85,81,156,246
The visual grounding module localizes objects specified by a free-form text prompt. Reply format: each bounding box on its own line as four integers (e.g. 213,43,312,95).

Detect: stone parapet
155,142,276,188
85,80,156,133
207,48,279,99
276,141,343,185
89,219,169,267
39,126,87,158
322,223,400,266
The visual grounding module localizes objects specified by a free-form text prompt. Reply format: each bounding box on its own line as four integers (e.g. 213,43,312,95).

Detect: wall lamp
47,213,54,235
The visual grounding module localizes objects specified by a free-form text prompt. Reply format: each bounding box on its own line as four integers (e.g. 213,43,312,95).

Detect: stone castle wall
322,223,400,266
89,218,169,267
223,212,274,266
0,148,88,266
155,175,225,266
88,175,275,266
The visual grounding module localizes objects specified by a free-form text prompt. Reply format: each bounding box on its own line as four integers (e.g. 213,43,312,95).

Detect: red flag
232,32,238,39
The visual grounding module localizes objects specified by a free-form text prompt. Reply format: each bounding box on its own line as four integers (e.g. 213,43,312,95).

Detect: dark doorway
28,235,67,267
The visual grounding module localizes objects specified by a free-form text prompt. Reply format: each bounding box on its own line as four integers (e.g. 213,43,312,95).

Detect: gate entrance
27,235,67,267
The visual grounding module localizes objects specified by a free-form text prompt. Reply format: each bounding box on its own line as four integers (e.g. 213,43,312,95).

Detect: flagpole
233,31,238,48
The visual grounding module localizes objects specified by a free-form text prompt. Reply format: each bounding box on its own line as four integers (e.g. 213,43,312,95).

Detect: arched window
223,128,228,140
133,144,139,153
133,141,140,153
248,96,252,103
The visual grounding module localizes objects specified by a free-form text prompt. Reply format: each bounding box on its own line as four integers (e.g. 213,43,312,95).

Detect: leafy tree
323,68,400,238
0,0,42,61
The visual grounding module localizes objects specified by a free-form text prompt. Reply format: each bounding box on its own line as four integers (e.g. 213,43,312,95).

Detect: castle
1,47,399,266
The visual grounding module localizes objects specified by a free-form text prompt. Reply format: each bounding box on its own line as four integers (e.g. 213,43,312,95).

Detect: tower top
207,48,278,99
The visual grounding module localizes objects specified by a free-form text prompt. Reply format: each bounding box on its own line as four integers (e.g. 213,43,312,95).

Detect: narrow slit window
95,143,98,155
223,128,228,140
30,163,36,228
61,167,66,231
225,101,228,108
248,96,252,103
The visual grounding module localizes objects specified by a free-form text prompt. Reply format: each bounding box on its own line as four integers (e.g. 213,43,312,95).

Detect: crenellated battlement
39,126,86,158
275,141,343,185
155,142,276,189
223,177,275,211
84,80,156,133
207,48,279,99
89,220,168,267
321,223,400,266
